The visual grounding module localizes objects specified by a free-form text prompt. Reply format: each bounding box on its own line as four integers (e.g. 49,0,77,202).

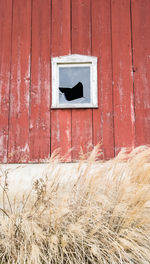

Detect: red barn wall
0,0,150,163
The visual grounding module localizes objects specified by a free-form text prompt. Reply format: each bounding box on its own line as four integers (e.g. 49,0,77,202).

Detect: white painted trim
51,54,98,109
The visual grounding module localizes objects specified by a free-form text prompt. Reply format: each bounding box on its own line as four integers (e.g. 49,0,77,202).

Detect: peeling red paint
0,0,150,163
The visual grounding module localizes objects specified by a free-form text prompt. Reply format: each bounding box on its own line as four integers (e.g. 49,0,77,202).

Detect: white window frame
51,54,98,109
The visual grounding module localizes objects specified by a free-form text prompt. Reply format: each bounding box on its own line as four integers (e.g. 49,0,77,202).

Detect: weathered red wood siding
29,0,51,162
71,0,93,160
0,0,12,163
51,0,72,161
0,0,150,163
92,0,114,159
8,0,31,163
131,0,150,146
111,0,135,155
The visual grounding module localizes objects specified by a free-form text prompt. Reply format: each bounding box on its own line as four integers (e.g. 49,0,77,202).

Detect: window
51,54,98,108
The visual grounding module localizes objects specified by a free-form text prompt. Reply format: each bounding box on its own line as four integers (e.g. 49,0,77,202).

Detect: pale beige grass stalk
0,146,150,263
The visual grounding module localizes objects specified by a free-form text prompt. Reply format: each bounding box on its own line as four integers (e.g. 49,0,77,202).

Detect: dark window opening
59,82,83,101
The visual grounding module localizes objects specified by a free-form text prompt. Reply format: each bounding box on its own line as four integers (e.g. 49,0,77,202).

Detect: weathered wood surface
51,0,72,161
29,0,51,162
0,0,12,163
111,0,135,155
131,0,150,146
0,0,150,163
8,0,31,163
71,0,93,160
92,0,114,159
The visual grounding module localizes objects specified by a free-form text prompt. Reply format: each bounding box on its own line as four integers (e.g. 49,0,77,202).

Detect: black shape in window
59,82,83,101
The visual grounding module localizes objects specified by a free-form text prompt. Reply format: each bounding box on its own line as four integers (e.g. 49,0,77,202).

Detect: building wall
0,0,150,163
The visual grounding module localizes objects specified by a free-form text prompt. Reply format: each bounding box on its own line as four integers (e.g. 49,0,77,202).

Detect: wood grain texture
51,0,72,161
8,0,31,163
29,0,51,162
1,0,150,163
131,0,150,146
92,0,114,159
0,0,12,163
111,0,135,154
71,0,93,160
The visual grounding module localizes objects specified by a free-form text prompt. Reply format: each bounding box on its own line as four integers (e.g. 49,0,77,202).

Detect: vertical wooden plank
131,0,150,146
29,0,51,162
51,0,71,161
8,0,31,163
92,0,114,159
71,0,93,160
0,0,12,163
111,0,135,154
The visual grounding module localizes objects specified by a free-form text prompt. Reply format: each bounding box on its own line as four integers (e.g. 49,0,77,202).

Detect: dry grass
0,146,150,263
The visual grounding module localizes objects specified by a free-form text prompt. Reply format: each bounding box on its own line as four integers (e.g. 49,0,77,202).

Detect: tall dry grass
0,146,150,263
